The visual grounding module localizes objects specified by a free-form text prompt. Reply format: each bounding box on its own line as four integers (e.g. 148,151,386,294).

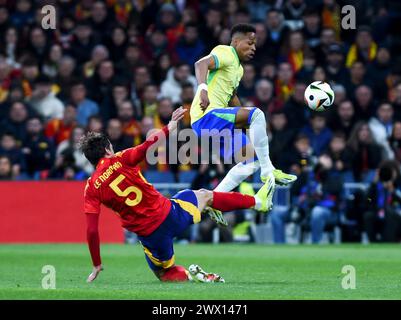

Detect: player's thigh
192,107,240,136
138,233,175,274
235,107,258,128
171,189,202,226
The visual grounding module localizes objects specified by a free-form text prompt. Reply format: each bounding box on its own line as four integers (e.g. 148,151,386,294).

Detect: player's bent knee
193,189,213,209
251,107,265,122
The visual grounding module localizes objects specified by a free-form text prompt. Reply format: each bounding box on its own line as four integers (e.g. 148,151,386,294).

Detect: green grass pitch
0,243,400,299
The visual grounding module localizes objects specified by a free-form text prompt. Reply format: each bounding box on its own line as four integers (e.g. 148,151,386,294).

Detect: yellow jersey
190,45,244,124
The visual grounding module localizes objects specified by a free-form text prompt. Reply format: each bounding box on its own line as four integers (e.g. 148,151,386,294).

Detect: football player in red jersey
80,107,274,283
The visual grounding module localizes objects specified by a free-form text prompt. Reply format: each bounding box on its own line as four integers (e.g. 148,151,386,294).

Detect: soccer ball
304,81,335,112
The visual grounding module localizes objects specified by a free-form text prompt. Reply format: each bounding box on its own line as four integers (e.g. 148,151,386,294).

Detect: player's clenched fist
87,265,103,283
200,89,210,111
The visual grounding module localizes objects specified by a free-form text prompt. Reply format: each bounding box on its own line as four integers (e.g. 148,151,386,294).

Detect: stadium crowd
1,0,401,243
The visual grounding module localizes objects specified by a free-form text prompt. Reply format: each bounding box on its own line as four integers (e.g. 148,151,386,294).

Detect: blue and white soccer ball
304,81,335,112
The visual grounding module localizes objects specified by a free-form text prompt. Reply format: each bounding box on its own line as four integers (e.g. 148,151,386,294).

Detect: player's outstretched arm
194,55,215,111
86,212,103,282
122,107,187,166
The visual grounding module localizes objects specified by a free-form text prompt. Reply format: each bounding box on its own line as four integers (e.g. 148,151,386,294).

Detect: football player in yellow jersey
190,24,297,214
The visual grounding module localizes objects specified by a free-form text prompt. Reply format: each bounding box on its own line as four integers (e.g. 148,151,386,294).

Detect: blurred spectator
237,63,256,100
141,83,159,118
107,25,128,62
0,101,30,145
345,121,384,183
0,132,26,177
70,79,99,126
106,118,132,152
367,46,392,101
280,30,310,73
199,5,222,52
251,79,281,115
69,20,99,65
42,44,63,79
179,82,195,128
389,121,401,163
54,55,76,101
27,26,49,67
87,114,103,133
260,8,289,62
19,57,39,98
279,133,314,175
269,110,296,167
283,0,307,28
327,100,356,139
116,100,141,146
11,0,34,29
353,84,376,121
22,116,55,178
151,52,172,86
82,44,109,79
29,75,64,121
116,44,142,81
344,61,368,99
176,23,205,67
301,113,333,157
50,126,93,180
302,8,321,49
283,81,308,129
297,154,343,244
44,103,77,146
391,82,401,121
85,59,114,120
369,102,395,159
324,43,348,85
0,155,13,180
364,160,401,242
322,132,349,176
160,63,197,104
346,26,377,68
132,65,151,111
0,26,22,67
89,0,114,40
275,62,294,103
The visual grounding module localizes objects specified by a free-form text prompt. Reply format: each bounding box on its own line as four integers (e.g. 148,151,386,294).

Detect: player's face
235,32,256,61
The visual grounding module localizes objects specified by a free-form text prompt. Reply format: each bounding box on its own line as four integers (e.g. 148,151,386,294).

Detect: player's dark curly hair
79,132,111,166
230,23,256,38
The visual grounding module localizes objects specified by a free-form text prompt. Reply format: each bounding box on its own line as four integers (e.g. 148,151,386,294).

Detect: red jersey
84,126,171,237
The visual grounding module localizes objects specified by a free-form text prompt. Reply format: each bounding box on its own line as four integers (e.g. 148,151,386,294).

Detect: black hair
230,23,256,38
79,132,111,166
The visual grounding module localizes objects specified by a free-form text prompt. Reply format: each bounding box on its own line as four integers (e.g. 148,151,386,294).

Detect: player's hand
200,89,210,111
87,265,103,283
168,106,187,132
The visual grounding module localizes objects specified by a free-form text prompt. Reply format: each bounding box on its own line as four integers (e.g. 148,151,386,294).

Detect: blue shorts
191,107,256,161
137,189,200,271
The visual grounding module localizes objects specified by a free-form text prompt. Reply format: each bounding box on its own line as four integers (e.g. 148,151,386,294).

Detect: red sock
212,191,255,212
160,266,189,282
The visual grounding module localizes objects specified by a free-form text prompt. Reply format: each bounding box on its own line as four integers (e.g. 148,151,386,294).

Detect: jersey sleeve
84,179,101,214
210,45,234,69
117,126,169,167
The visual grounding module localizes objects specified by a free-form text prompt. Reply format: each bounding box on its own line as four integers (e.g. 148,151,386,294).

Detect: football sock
249,108,275,178
214,160,260,192
212,191,256,211
160,265,190,282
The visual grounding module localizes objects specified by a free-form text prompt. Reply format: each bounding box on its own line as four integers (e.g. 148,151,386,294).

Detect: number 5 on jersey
109,174,143,206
